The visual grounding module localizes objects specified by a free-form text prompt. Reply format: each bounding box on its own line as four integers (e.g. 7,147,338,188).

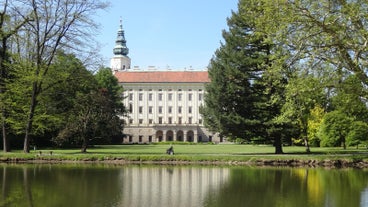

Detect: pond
0,164,367,207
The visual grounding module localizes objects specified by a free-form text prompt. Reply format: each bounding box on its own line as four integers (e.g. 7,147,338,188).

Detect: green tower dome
113,20,129,56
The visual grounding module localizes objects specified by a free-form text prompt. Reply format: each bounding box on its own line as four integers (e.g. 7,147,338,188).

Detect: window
199,119,202,124
139,119,143,124
188,106,192,114
168,106,172,114
129,119,133,124
139,106,143,114
178,93,182,101
199,93,203,101
148,93,153,101
149,106,153,114
129,104,133,113
168,117,172,124
188,93,192,101
178,106,182,114
158,117,163,124
178,117,182,124
158,106,163,114
188,117,192,124
139,93,143,101
168,93,173,101
158,93,163,101
139,136,143,143
149,119,153,124
129,93,133,101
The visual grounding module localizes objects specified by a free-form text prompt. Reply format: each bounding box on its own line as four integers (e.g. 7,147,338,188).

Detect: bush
346,121,368,147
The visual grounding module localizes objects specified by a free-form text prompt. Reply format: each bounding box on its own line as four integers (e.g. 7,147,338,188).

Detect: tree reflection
0,164,122,207
1,165,368,207
204,167,368,207
23,166,34,207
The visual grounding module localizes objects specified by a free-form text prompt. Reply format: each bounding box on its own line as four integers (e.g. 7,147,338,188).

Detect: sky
94,0,238,70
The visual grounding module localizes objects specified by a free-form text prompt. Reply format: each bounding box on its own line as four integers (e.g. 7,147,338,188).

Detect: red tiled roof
114,71,209,83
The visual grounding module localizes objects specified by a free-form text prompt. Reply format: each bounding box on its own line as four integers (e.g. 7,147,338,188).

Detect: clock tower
110,20,131,71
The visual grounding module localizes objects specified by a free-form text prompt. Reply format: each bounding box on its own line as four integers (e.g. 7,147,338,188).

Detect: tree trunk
23,83,38,153
2,117,9,152
23,121,32,153
274,136,283,154
342,136,346,149
304,137,310,153
81,137,88,153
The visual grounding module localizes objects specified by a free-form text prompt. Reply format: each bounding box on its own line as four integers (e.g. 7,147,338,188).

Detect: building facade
111,21,221,143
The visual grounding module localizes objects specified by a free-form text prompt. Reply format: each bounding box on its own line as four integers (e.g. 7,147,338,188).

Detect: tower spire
110,19,131,71
113,18,129,56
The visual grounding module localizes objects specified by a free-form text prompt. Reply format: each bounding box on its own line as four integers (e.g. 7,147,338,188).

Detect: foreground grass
1,144,368,165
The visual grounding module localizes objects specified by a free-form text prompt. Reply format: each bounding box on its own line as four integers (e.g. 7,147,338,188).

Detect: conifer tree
201,0,275,145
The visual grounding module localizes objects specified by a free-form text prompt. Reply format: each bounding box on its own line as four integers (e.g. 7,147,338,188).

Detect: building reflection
118,166,230,207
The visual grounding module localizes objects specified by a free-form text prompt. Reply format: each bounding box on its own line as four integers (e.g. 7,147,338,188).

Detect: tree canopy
201,0,288,153
0,0,109,152
51,67,126,152
201,0,368,152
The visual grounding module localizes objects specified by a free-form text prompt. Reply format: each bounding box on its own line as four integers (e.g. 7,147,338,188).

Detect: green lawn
75,144,367,155
1,144,367,164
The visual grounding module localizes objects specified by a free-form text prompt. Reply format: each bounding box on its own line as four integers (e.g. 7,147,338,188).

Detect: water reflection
205,168,368,207
0,164,123,207
0,164,368,207
118,167,229,207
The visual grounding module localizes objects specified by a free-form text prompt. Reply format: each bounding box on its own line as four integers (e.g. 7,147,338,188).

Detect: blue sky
95,0,238,69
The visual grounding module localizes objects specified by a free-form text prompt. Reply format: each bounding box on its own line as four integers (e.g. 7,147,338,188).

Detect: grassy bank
1,144,368,167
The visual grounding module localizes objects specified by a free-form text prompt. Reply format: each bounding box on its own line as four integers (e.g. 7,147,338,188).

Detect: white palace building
111,22,221,143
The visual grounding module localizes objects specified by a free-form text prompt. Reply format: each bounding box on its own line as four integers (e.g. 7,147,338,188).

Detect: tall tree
94,67,126,143
201,0,286,152
10,0,108,153
254,0,368,151
276,74,327,152
37,51,97,144
259,65,289,154
0,0,30,152
55,67,126,152
56,89,107,152
5,51,96,148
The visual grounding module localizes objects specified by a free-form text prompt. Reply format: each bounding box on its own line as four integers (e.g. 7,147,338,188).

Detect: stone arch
176,130,184,141
187,130,194,142
166,130,174,142
156,130,163,142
